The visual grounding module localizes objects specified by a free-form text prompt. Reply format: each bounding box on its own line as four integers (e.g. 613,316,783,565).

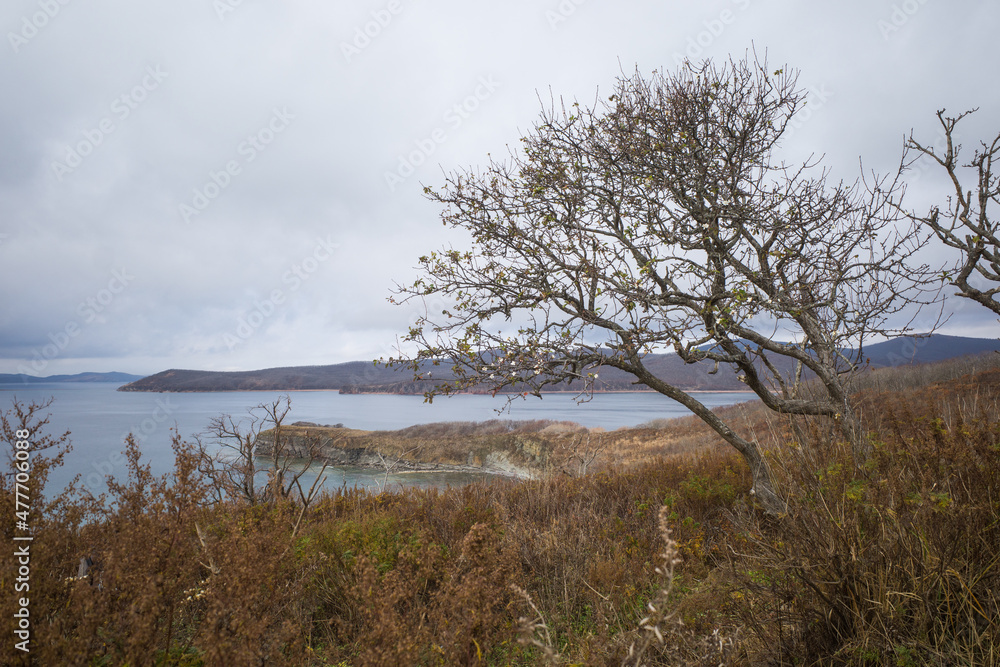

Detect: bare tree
372,445,420,493
194,395,329,509
388,56,937,513
557,431,606,477
900,108,1000,317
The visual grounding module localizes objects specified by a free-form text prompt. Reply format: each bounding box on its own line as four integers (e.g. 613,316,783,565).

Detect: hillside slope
0,371,143,384
117,334,998,393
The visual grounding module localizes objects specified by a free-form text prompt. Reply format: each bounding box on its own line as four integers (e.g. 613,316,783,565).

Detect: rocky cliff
252,421,564,479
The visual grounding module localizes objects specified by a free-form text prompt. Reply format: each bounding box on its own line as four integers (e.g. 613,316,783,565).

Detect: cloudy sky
1,0,997,377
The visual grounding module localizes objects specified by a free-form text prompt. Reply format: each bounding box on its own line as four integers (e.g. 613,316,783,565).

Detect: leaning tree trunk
631,364,785,515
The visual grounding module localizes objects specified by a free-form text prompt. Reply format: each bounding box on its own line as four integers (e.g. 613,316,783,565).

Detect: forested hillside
118,335,998,393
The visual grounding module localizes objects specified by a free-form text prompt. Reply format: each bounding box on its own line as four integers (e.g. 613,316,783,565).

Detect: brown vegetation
259,418,711,480
1,353,998,665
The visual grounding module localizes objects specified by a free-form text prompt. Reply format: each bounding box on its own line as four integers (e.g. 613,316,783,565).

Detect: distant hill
117,362,408,393
118,335,998,393
336,335,1000,394
859,334,999,366
0,372,144,385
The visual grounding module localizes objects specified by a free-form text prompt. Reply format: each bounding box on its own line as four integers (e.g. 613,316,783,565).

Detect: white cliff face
481,451,538,479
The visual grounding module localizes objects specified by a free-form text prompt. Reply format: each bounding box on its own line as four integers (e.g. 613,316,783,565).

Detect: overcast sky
1,0,997,377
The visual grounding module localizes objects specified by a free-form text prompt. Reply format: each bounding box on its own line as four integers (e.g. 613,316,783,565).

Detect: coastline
328,459,534,480
117,386,755,395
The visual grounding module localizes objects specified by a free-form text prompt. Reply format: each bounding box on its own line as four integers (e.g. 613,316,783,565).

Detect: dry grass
726,361,1000,665
274,418,721,478
1,354,997,665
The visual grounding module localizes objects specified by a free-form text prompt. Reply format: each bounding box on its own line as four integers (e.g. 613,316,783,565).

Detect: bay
0,382,755,499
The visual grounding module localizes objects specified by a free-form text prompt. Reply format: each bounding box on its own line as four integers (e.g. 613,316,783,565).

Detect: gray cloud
2,0,997,376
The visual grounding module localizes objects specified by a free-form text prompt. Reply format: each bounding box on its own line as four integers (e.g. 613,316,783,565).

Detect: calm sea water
0,382,754,499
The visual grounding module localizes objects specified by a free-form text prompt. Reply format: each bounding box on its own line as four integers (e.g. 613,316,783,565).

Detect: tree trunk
740,439,783,515
628,363,785,514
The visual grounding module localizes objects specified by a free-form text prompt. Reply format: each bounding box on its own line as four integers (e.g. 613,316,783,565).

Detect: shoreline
116,387,755,395
265,450,537,480
342,461,532,480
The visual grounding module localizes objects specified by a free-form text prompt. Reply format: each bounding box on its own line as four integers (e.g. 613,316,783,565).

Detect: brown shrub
3,355,997,665
730,366,1000,665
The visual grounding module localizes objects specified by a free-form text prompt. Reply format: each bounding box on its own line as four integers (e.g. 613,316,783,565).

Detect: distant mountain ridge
117,362,401,393
0,372,144,385
117,335,998,393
